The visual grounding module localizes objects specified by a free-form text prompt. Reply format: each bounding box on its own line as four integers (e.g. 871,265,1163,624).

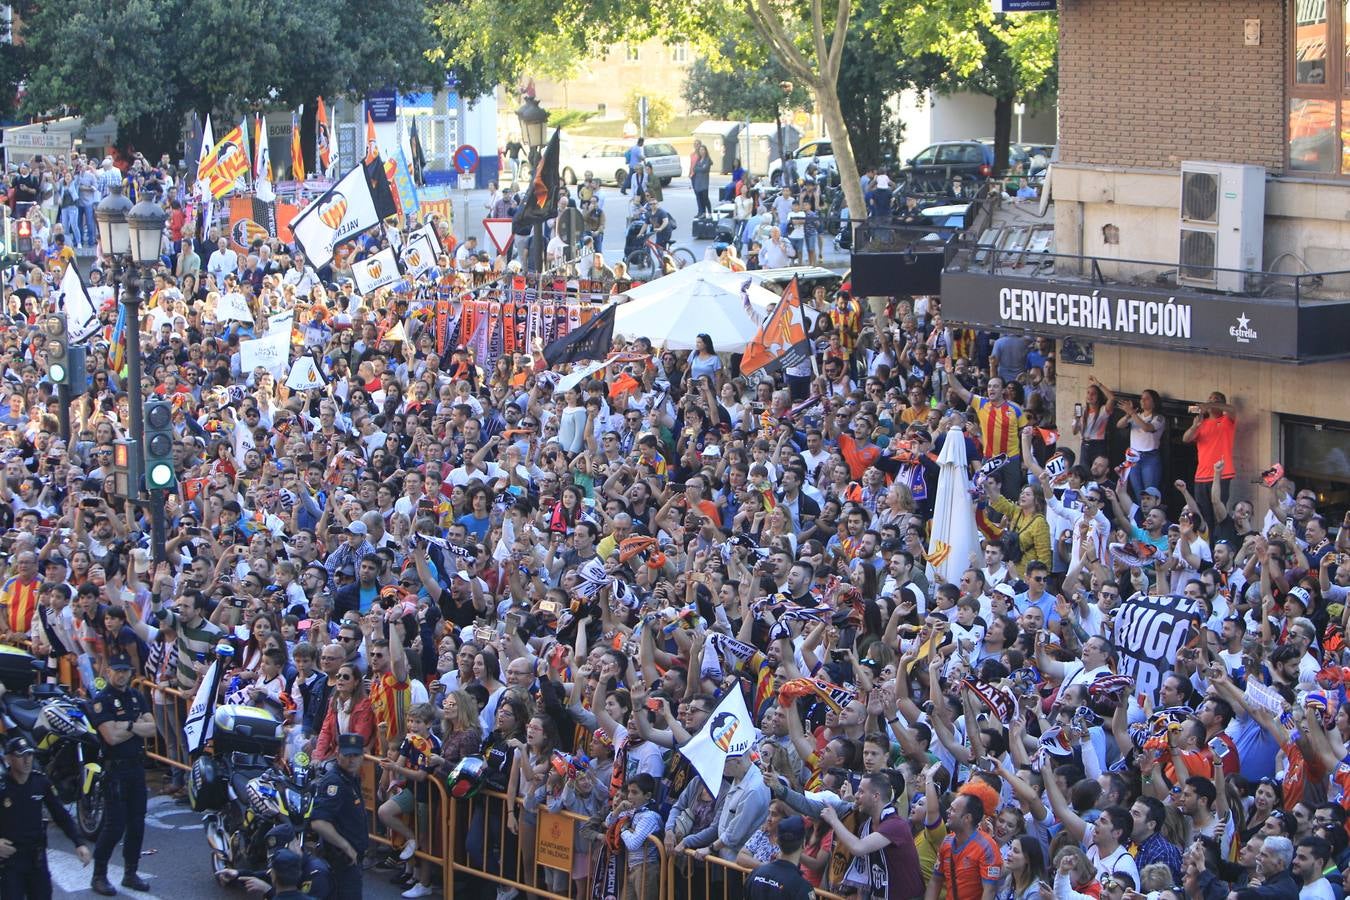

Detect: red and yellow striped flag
290,106,305,182
198,124,249,200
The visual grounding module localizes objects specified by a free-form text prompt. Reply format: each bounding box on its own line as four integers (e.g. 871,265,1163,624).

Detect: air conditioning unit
1177,161,1265,293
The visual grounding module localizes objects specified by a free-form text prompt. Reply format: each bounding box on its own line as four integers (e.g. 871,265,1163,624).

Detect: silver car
559,140,682,186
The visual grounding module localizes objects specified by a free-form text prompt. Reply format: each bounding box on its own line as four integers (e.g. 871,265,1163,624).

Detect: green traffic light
148,463,174,489
49,363,66,384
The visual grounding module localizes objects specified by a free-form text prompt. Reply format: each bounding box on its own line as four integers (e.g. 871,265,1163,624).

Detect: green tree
682,40,811,121
18,0,444,157
431,0,872,221
625,90,674,135
876,0,1057,172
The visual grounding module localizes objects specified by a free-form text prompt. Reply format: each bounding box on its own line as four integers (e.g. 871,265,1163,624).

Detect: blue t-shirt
358,584,378,614
457,512,491,542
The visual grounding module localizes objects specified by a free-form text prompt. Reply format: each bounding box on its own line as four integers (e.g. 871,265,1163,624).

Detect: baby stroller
624,219,650,259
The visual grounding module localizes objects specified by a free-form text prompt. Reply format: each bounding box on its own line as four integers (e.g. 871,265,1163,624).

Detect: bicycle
625,236,695,280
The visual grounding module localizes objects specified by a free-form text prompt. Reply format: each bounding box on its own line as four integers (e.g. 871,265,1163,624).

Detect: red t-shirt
1193,415,1236,482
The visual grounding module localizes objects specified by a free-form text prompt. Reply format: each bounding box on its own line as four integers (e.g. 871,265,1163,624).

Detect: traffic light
15,218,32,254
143,400,176,490
112,439,140,500
67,345,89,397
43,313,70,384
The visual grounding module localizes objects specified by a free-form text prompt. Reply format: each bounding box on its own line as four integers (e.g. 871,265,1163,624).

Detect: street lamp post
516,94,549,273
776,80,794,187
96,184,170,561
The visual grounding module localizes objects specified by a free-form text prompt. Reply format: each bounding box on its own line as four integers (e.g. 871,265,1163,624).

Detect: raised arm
1042,754,1089,842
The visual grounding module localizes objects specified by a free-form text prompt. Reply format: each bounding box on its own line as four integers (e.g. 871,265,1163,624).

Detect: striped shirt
971,395,1026,460
368,670,411,742
151,600,224,690
2,576,39,633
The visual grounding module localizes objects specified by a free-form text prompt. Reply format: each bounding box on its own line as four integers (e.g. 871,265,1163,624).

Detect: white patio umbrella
927,426,980,587
614,261,777,351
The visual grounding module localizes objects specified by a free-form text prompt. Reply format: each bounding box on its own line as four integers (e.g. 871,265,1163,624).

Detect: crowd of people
0,145,1348,900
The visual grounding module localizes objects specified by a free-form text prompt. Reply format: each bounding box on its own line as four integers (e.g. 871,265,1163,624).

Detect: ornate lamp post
96,184,170,558
516,94,550,273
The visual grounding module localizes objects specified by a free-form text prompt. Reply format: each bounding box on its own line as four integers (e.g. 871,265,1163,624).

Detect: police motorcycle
0,643,108,840
188,644,317,879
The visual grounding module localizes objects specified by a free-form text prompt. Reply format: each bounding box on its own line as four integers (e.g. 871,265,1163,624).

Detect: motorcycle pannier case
189,755,227,812
210,704,284,756
0,645,38,692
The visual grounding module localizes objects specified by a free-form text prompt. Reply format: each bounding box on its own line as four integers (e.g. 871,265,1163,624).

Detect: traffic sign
483,218,515,255
557,208,585,260
453,144,479,174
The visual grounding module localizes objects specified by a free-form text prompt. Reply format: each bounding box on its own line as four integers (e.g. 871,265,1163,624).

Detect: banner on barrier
536,808,575,871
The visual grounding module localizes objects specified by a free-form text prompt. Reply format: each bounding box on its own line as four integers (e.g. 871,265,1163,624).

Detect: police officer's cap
108,655,134,671
271,848,304,885
4,735,35,756
337,733,365,756
266,822,296,852
777,815,806,844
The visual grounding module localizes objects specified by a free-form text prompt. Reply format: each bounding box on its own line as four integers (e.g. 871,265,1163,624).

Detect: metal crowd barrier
133,678,191,773
360,752,454,900
125,680,840,900
413,783,669,900
673,847,848,900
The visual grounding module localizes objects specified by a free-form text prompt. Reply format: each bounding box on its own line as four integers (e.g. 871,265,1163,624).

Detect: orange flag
316,97,332,173
365,109,378,163
740,276,809,377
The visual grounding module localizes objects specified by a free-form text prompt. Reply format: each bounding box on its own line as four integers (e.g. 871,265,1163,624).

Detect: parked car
768,139,836,186
898,141,995,189
974,140,1056,175
559,140,682,187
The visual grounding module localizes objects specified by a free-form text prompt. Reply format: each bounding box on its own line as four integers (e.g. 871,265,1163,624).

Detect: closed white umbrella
927,426,980,587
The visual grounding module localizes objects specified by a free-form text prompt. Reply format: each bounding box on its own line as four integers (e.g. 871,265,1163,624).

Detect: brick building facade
940,0,1350,513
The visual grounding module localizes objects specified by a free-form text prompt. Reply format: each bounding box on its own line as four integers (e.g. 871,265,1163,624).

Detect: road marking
144,793,203,831
48,848,167,900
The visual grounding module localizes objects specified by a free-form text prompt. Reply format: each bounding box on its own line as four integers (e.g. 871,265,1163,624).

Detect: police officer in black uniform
270,849,315,900
218,822,333,898
87,654,155,896
0,736,94,899
746,815,815,900
309,734,367,900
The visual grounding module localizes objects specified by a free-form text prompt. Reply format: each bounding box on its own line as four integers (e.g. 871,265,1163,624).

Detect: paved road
446,174,850,269
50,792,409,900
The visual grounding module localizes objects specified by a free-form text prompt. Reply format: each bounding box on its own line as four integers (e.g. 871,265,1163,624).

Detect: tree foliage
18,0,444,154
625,90,675,135
682,39,812,121
871,0,1057,170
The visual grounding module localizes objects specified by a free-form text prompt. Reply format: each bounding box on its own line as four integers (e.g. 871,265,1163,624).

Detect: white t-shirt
1127,413,1164,453
1082,823,1140,888
1301,878,1337,900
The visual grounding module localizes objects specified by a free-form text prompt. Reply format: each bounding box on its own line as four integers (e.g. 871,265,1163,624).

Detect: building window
625,44,640,62
671,44,689,63
1282,415,1350,520
1289,0,1350,172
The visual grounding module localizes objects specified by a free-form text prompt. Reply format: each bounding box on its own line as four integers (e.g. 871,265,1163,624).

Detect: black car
898,141,996,191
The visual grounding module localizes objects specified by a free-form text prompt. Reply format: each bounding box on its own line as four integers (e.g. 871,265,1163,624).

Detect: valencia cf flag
542,303,614,366
512,128,561,236
363,156,399,222
740,277,810,377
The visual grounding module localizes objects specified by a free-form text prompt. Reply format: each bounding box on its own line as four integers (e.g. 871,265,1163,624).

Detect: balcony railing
947,238,1350,306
